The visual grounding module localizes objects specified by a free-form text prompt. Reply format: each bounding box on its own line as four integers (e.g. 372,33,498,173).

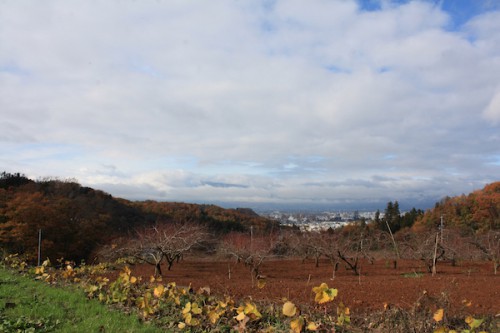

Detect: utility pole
37,229,42,266
440,215,444,243
250,225,254,252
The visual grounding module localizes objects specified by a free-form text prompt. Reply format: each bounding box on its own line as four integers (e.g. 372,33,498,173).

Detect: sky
1,0,500,211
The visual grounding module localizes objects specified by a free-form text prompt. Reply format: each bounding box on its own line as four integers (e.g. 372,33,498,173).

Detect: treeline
372,201,425,234
1,171,498,264
0,172,276,263
413,182,500,233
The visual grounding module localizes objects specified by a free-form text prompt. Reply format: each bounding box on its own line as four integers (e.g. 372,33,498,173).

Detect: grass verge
0,267,160,333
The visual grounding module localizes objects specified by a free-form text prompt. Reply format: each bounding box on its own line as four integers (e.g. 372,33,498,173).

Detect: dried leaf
290,317,305,333
307,321,318,331
191,302,202,315
312,283,338,304
282,301,297,317
433,308,444,322
153,284,164,298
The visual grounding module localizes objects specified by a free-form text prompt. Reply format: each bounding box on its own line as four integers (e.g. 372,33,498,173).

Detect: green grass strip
0,267,161,333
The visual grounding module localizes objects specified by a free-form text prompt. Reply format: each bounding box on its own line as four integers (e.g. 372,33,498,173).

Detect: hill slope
0,172,276,262
413,181,500,232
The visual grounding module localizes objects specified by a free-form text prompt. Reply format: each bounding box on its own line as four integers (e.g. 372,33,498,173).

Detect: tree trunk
154,262,162,277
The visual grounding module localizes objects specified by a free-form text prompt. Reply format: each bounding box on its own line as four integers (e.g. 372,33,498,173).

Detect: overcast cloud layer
1,0,500,210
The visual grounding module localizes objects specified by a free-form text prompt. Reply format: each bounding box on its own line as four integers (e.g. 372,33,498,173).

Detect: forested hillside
413,181,500,232
0,172,275,263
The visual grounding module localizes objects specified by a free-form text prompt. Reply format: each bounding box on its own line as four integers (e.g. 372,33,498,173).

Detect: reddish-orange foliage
413,181,500,233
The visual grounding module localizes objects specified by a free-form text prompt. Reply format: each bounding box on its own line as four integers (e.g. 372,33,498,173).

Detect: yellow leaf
244,302,262,319
182,302,192,314
307,321,318,331
433,326,446,333
312,283,337,304
130,276,137,284
191,302,202,315
184,312,192,324
257,278,266,289
236,312,247,321
154,284,164,298
290,317,304,333
312,283,328,294
433,308,444,322
208,310,220,324
282,301,297,317
465,316,483,329
178,322,186,329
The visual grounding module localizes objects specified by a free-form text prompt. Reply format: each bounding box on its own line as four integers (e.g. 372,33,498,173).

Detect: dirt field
128,257,499,316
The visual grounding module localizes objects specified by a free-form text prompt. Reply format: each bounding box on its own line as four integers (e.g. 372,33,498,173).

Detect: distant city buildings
261,210,384,231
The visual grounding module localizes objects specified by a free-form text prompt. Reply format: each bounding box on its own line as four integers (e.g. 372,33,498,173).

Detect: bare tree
400,230,445,274
298,231,324,267
220,231,279,285
108,223,207,277
470,230,500,274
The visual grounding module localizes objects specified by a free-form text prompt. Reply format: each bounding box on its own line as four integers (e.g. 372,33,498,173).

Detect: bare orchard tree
324,227,373,277
399,230,445,274
299,231,324,268
470,230,500,275
111,223,207,277
220,231,279,285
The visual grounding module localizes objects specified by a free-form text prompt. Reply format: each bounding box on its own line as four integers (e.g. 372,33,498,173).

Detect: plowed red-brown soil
128,258,499,316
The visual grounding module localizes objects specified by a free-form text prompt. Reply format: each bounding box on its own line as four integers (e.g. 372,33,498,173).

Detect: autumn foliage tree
414,182,500,233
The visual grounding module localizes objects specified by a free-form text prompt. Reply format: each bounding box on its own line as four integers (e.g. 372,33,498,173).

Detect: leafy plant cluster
3,254,495,333
0,314,61,333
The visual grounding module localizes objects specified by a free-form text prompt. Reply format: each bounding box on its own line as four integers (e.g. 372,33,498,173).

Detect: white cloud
483,89,500,123
1,0,499,209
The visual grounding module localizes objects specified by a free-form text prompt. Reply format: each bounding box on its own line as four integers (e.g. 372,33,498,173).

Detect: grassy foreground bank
0,267,160,333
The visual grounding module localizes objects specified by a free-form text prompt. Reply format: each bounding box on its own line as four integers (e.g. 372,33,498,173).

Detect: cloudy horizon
1,0,499,211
